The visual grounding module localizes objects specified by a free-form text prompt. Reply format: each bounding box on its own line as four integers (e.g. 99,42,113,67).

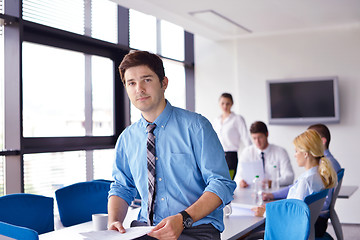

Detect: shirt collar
257,144,270,155
139,100,173,130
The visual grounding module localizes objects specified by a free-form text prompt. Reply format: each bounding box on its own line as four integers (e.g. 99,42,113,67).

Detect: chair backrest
55,180,111,227
330,168,344,210
304,188,329,240
0,193,54,234
264,199,310,240
0,221,39,240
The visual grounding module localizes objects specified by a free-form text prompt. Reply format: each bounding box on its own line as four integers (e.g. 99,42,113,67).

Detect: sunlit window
129,9,157,53
22,42,86,137
160,20,184,61
163,60,186,109
91,0,118,43
93,149,114,180
23,151,86,197
92,56,114,136
22,0,85,35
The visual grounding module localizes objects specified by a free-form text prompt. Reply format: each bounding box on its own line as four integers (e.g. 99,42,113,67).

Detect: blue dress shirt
109,101,236,232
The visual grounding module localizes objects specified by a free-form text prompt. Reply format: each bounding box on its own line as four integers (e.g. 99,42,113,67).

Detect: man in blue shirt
108,51,236,240
308,124,341,238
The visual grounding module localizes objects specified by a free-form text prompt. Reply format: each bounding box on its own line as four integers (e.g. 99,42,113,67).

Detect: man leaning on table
234,121,294,188
107,50,236,240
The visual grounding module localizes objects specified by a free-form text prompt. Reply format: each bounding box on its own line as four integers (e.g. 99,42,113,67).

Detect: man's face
251,132,269,151
124,65,168,117
219,97,233,113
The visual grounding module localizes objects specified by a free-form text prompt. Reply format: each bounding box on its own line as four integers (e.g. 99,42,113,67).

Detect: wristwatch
180,210,194,228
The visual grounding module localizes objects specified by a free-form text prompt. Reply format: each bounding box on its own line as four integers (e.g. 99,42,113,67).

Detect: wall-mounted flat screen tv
267,76,340,125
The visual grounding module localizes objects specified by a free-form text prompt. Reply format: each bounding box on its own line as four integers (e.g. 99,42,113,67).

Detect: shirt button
156,157,158,160
159,178,162,181
161,198,165,201
161,125,164,128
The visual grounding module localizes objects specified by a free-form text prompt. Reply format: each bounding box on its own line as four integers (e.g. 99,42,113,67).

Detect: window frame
1,0,194,194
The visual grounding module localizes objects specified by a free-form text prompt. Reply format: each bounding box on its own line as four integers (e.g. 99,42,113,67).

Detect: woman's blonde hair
293,129,337,189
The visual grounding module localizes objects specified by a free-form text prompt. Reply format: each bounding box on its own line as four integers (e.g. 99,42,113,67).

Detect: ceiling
113,0,360,40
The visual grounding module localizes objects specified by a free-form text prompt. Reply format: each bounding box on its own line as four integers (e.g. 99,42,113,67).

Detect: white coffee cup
224,204,232,217
92,213,108,231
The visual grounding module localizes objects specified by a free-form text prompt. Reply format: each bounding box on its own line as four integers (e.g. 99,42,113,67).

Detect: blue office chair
0,221,39,240
0,193,54,234
304,189,329,240
264,199,311,240
55,180,111,227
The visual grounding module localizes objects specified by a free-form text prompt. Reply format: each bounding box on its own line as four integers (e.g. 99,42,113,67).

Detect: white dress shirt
235,144,295,186
287,166,324,201
212,112,252,152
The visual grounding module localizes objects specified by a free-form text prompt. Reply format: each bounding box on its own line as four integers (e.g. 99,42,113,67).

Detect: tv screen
267,76,340,125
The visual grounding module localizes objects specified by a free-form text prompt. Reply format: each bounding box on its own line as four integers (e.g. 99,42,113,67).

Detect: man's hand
147,213,184,240
239,179,249,188
108,221,126,233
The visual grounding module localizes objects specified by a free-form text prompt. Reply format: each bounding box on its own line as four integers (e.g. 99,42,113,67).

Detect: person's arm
107,195,129,233
278,148,295,186
148,191,222,239
234,147,251,188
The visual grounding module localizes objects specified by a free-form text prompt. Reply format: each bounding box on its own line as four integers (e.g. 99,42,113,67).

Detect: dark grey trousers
131,220,220,240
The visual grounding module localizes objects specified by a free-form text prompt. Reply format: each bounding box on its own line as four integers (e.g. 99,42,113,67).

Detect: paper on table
239,161,264,185
230,203,266,217
230,203,256,216
80,226,154,240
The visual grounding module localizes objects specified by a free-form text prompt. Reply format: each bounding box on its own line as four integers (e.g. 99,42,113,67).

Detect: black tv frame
266,76,340,125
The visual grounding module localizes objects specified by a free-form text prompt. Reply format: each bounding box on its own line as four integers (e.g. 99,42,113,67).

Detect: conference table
39,187,264,240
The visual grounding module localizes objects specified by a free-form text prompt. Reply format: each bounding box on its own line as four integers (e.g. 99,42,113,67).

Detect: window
24,151,86,197
22,42,115,137
2,0,193,195
91,56,114,136
160,20,184,61
22,42,86,137
129,9,157,53
93,148,114,180
91,0,118,43
22,0,85,35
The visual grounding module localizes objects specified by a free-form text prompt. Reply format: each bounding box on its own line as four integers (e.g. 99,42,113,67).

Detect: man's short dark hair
250,121,268,135
119,50,165,86
308,123,331,149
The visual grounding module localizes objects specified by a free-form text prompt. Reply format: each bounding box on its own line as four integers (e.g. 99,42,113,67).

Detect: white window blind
24,151,86,197
22,0,85,35
0,0,3,14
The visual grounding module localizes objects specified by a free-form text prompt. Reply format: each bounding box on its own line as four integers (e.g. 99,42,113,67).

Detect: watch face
184,217,193,228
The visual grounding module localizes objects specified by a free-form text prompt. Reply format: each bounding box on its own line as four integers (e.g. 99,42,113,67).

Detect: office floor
327,223,360,239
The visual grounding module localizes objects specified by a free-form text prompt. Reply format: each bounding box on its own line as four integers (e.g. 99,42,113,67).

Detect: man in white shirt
234,121,294,188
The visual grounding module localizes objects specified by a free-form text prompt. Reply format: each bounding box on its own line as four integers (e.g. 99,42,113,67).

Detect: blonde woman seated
252,129,337,217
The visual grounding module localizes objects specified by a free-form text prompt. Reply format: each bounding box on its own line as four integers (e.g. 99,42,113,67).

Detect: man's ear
321,137,327,146
162,76,169,91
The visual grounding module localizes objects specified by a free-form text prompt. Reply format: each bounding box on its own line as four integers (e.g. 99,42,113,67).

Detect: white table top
40,188,263,240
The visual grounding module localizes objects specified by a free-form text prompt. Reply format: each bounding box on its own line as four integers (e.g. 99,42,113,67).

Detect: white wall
195,25,360,223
